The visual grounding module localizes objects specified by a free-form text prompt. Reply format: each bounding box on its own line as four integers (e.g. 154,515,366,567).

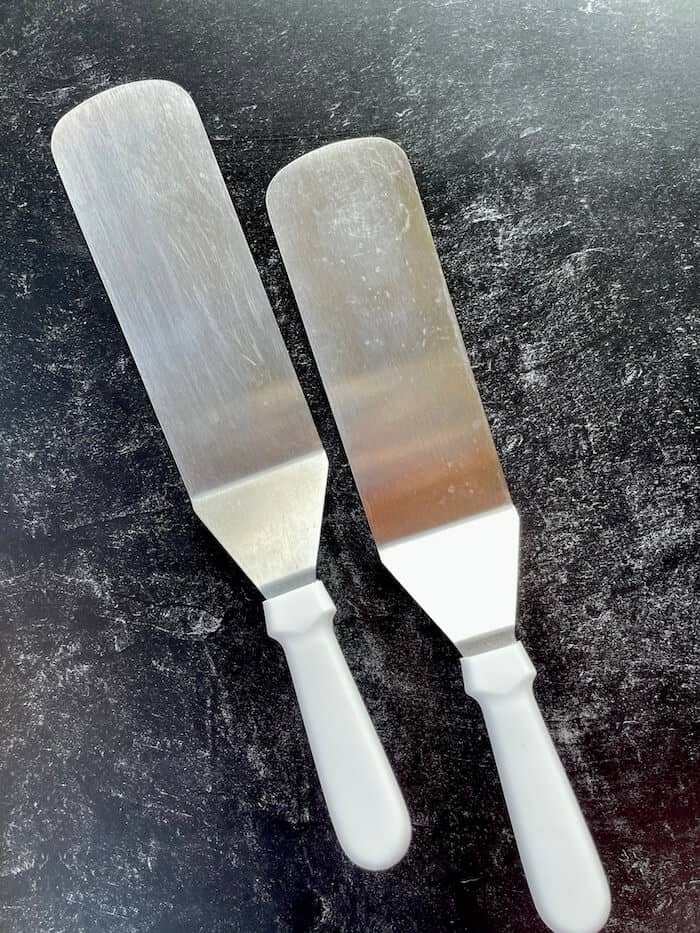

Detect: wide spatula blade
52,80,325,597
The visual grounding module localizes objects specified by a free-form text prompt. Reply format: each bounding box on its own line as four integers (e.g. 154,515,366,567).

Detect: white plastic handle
263,580,411,870
461,642,611,933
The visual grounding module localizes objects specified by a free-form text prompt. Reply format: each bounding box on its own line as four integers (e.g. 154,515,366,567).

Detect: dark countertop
1,1,698,930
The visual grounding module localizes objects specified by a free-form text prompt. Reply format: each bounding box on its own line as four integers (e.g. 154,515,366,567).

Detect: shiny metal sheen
267,138,519,650
52,81,327,596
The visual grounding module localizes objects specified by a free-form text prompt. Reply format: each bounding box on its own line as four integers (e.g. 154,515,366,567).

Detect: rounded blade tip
266,136,409,209
51,80,192,159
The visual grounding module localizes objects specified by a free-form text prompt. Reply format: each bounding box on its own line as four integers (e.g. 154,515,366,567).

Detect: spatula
267,137,611,930
51,90,411,870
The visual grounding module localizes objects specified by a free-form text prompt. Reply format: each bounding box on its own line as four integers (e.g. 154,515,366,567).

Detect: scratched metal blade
267,138,519,651
52,81,326,596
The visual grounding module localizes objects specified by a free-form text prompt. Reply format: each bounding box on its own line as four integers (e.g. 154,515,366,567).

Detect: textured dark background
1,1,698,931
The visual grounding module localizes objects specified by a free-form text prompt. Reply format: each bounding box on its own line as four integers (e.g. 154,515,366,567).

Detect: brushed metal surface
267,138,518,649
52,81,326,596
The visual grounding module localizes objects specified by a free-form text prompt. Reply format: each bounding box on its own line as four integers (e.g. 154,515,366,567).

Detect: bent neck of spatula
192,450,328,598
379,503,520,655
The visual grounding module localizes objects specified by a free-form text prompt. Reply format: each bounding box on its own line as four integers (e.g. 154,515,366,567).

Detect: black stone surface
1,1,698,930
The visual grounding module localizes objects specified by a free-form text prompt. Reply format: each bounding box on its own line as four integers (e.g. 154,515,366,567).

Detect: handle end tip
537,880,611,933
342,806,412,871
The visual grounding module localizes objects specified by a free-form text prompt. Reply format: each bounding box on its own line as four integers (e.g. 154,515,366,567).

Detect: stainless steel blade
52,81,327,597
267,138,519,652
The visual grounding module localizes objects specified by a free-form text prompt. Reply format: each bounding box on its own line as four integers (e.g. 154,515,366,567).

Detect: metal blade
52,81,327,597
267,138,519,651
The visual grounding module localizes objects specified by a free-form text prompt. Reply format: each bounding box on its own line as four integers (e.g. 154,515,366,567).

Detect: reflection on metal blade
267,137,518,649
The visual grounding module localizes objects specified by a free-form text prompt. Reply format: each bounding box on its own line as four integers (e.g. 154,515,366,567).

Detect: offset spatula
51,88,411,870
267,138,610,931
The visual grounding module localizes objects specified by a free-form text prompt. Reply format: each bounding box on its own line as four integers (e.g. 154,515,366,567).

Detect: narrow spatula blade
267,138,518,649
52,81,326,596
267,137,510,541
